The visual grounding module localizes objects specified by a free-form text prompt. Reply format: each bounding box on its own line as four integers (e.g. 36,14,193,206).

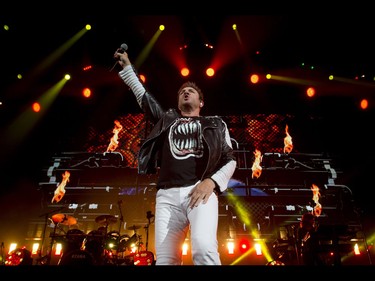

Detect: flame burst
51,171,70,203
106,120,123,152
310,184,322,217
251,149,262,179
283,124,293,154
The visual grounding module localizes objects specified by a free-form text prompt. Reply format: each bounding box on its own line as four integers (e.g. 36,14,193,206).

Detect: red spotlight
82,87,92,98
181,67,190,77
205,67,215,77
83,65,93,71
32,102,41,112
238,238,251,253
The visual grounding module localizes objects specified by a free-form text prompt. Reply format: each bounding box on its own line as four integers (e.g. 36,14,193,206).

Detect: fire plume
51,171,70,203
251,149,262,179
283,124,293,154
106,120,123,152
310,183,322,217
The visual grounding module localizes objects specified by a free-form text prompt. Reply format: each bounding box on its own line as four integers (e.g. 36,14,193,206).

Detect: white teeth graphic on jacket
169,118,204,160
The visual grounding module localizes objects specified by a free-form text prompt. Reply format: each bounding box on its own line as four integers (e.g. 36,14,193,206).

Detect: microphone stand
37,206,64,263
118,200,124,234
145,211,154,251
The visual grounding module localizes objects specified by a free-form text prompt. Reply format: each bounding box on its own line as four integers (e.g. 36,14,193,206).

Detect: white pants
154,183,221,265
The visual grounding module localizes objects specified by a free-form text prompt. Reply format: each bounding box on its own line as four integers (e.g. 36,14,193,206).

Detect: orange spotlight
181,67,190,77
139,74,146,83
360,99,368,110
250,74,260,84
306,87,315,98
32,102,41,112
205,67,215,77
82,87,92,98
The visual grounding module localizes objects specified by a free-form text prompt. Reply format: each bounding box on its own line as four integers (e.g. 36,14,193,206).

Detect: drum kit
43,213,153,266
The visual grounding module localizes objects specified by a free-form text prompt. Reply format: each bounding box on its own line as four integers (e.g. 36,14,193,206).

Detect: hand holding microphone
110,43,130,71
117,43,128,54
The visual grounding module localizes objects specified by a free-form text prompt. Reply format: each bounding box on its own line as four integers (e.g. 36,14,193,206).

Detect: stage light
238,238,250,253
250,74,260,84
206,67,215,77
55,243,63,256
254,242,263,256
32,102,41,112
354,243,361,255
8,243,17,254
360,99,368,110
226,239,235,255
204,43,213,49
181,67,190,77
83,65,92,71
139,74,146,83
82,87,92,98
306,87,316,98
182,241,189,256
31,243,39,255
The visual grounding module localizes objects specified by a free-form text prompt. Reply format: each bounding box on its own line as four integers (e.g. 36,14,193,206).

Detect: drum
82,229,105,263
117,233,138,252
117,234,130,252
133,251,155,266
64,229,86,254
58,249,94,266
105,231,121,251
5,248,33,266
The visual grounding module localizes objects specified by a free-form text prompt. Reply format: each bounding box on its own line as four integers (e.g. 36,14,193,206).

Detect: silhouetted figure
297,213,325,265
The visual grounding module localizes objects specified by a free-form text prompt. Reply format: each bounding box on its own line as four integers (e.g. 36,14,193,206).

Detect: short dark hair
178,81,204,101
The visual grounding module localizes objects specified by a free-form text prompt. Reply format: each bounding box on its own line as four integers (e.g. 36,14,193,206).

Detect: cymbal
51,214,77,226
95,215,117,225
126,224,142,231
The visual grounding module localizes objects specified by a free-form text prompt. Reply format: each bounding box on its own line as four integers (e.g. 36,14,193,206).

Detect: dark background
0,8,374,262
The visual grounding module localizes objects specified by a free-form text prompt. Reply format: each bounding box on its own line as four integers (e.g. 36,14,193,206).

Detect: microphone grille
120,43,128,51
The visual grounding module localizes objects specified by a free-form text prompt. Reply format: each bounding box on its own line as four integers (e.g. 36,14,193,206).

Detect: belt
157,184,179,189
157,182,195,189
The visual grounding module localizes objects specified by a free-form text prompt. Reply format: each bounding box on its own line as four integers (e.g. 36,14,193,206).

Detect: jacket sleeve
118,65,164,123
118,65,146,108
210,120,237,193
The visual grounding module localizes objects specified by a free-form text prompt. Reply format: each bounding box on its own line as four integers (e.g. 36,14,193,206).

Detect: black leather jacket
118,65,236,192
138,90,236,189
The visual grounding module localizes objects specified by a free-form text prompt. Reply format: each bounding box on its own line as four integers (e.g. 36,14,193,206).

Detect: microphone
117,43,128,54
146,211,154,219
110,43,128,71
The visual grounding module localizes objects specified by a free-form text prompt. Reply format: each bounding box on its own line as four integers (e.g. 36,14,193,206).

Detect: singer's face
178,87,201,111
